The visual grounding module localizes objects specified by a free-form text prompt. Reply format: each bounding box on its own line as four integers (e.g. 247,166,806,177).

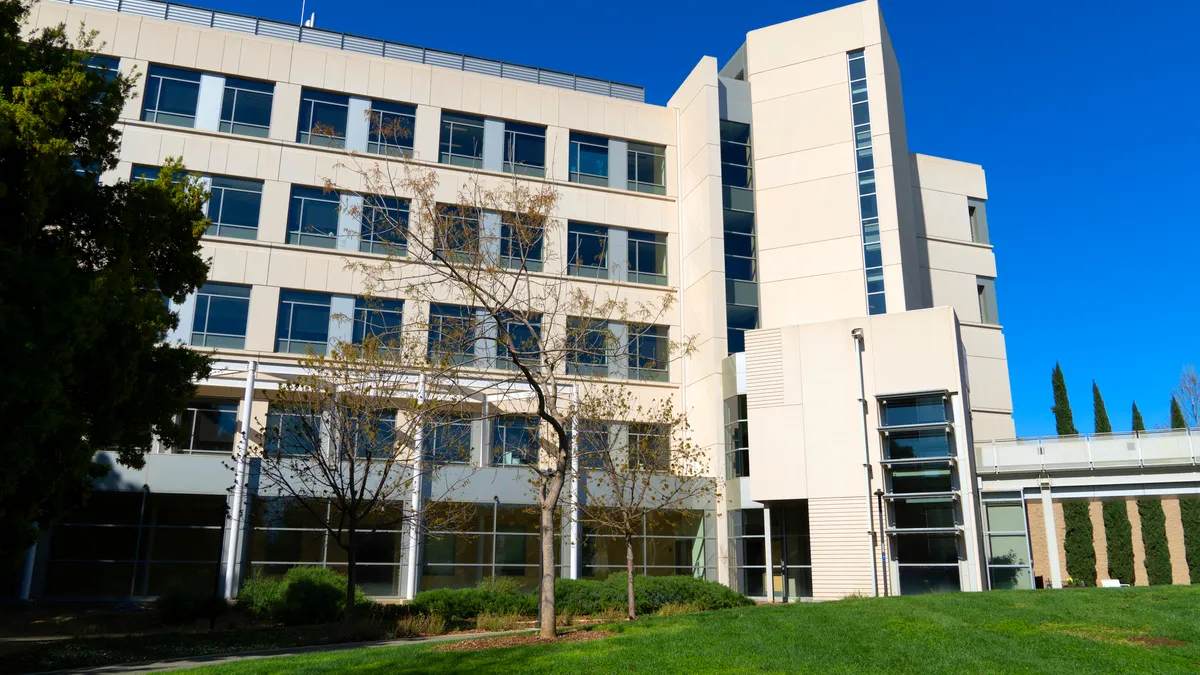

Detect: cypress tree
1051,363,1078,435
1092,382,1111,434
1171,396,1187,429
1180,498,1200,584
1132,402,1145,433
1138,499,1173,585
1103,500,1134,584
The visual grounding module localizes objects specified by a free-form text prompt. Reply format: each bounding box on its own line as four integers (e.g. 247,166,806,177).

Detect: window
881,395,948,427
86,55,120,82
567,222,608,279
207,176,262,240
265,406,321,456
131,165,164,182
627,142,666,195
628,230,667,286
190,283,250,349
982,495,1033,590
434,205,480,261
848,49,885,315
424,414,472,463
428,304,476,366
884,428,953,461
566,318,610,378
353,297,403,347
179,399,239,453
500,213,544,272
575,420,609,469
220,77,273,138
360,195,408,255
367,100,416,157
275,290,331,355
719,121,752,190
627,423,668,471
569,132,609,186
439,112,484,168
353,410,398,459
142,65,201,127
503,122,546,177
977,277,998,325
493,415,538,465
496,313,542,371
724,395,749,479
287,186,339,249
968,199,989,244
629,324,668,382
297,88,348,147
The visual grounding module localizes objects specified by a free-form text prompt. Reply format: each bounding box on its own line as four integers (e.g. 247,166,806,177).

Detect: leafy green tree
1138,499,1173,585
1051,363,1078,435
1132,402,1145,433
1102,500,1133,585
0,1,210,566
1092,381,1111,434
1170,396,1187,429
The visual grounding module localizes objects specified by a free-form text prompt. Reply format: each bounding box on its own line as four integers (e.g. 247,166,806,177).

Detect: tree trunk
344,529,357,626
626,535,636,621
538,474,564,639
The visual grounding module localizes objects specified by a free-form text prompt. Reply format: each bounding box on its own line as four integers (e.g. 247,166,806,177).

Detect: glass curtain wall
581,510,715,580
719,121,758,354
847,49,886,315
728,504,811,600
421,503,560,592
981,492,1034,590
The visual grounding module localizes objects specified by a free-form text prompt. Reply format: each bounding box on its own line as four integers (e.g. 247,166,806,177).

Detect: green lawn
183,585,1200,674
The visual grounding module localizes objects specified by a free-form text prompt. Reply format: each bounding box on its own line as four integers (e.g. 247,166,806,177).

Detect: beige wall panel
172,26,200,68
430,72,464,112
366,60,386,99
343,56,369,97
237,40,272,81
867,308,959,395
243,248,272,286
460,76,484,114
540,89,560,127
964,355,1014,412
217,35,242,75
195,31,226,72
751,86,851,160
928,268,980,323
412,104,440,163
881,263,907,313
134,21,177,63
266,251,308,290
797,322,868,500
759,237,863,282
1026,500,1052,585
759,272,865,328
684,373,727,464
682,237,724,293
1161,498,1191,584
303,256,330,290
747,404,808,500
158,133,185,161
269,83,302,143
546,126,570,181
326,259,358,295
926,239,997,277
755,174,860,249
1127,499,1148,586
255,145,281,181
558,95,585,131
118,124,162,165
113,15,142,57
754,142,854,192
809,496,874,600
180,135,213,173
382,62,415,103
912,153,988,200
746,3,868,75
323,52,348,93
959,324,1008,360
409,68,433,104
277,148,318,186
1053,501,1068,583
917,188,971,242
1090,501,1110,581
971,411,1015,442
246,285,280,352
750,53,846,104
267,43,292,83
209,245,249,284
288,46,325,87
118,58,148,120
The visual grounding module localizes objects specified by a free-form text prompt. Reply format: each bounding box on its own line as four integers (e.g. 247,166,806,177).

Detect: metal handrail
52,0,646,103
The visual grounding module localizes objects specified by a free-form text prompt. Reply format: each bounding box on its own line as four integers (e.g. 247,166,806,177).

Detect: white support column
194,74,225,132
952,393,984,593
224,360,257,600
482,119,505,172
568,388,581,580
762,505,774,603
405,374,427,600
1039,480,1063,589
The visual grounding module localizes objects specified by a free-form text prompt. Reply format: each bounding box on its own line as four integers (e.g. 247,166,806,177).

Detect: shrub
476,612,524,631
654,603,701,617
1103,500,1134,584
1138,498,1173,586
157,583,228,625
1181,498,1200,583
236,566,374,626
396,613,446,637
1063,501,1096,586
556,574,753,616
411,585,536,621
475,576,523,595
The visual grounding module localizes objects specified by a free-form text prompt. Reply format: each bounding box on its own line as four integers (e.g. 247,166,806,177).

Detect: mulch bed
432,629,614,652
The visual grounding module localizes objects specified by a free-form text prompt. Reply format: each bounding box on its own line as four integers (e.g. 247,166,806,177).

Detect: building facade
13,0,1063,603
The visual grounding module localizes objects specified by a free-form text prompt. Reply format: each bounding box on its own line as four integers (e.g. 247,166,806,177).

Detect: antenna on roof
299,1,314,27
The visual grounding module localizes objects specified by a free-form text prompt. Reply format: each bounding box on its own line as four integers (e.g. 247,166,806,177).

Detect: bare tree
1174,365,1200,428
317,140,690,637
256,335,470,624
576,388,717,620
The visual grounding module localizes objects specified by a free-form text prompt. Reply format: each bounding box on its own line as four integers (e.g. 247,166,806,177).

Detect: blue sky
216,0,1197,436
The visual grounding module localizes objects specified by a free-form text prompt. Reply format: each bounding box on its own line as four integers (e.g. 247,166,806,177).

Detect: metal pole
851,329,880,597
876,489,889,597
762,505,774,603
405,373,426,600
568,387,581,580
224,360,257,600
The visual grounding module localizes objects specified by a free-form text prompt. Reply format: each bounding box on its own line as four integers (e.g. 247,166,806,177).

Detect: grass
178,586,1200,674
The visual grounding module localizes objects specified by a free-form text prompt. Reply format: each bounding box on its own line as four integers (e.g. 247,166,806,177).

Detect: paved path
36,629,534,674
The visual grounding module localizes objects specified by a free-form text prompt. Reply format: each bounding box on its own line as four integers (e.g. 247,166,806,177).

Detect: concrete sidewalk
35,629,534,674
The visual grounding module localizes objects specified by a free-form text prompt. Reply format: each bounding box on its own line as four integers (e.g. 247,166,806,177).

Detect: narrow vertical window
847,50,885,315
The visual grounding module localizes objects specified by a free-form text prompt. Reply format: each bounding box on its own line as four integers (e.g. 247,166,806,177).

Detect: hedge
1062,501,1096,586
1182,498,1200,584
409,574,752,621
1138,498,1173,585
238,566,373,625
1102,500,1134,585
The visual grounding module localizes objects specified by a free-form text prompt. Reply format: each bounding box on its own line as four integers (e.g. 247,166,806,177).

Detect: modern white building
12,0,1058,603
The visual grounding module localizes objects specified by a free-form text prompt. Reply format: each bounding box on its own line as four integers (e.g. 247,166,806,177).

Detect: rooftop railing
975,428,1198,474
51,0,646,103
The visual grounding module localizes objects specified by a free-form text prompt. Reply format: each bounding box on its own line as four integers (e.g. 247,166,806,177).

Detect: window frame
428,304,478,366
502,121,547,177
297,88,349,148
627,230,668,286
179,399,240,454
567,222,608,279
219,76,274,138
287,185,340,249
353,297,404,348
569,132,610,186
141,65,202,128
500,212,544,272
275,290,332,355
566,318,610,378
626,142,666,195
190,282,251,349
367,100,417,158
439,112,485,168
359,195,409,256
628,323,669,382
207,175,263,240
492,415,539,466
